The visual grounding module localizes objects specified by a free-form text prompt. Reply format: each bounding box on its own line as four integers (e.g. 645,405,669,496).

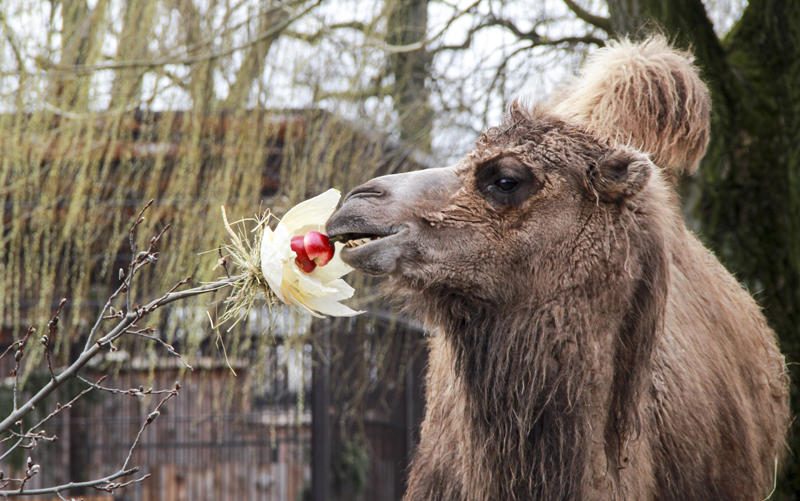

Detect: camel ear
587,150,653,202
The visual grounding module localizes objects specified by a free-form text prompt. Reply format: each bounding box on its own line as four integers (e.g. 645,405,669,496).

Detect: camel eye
494,177,519,192
476,157,539,207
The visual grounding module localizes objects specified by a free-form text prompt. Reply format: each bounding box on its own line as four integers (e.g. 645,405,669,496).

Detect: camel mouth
330,232,393,249
326,225,409,275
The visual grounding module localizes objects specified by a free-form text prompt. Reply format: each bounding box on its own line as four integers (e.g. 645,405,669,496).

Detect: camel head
328,104,673,489
326,104,663,307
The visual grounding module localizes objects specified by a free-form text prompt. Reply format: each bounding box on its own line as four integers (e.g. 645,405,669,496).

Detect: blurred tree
386,0,433,151
221,4,288,110
47,0,108,111
108,0,157,109
176,0,217,113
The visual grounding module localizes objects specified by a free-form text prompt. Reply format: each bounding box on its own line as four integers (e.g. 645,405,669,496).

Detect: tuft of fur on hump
550,36,710,181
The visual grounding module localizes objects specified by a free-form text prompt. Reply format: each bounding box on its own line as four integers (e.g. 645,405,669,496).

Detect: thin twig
94,472,151,493
17,456,40,493
125,200,154,315
76,375,176,397
128,328,193,370
11,327,35,412
42,298,67,380
84,278,127,351
0,340,21,362
0,467,140,496
0,276,238,434
0,378,102,462
121,386,178,470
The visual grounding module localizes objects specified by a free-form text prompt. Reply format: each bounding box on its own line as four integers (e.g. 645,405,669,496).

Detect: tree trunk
48,0,108,111
109,0,157,110
607,0,800,496
386,0,433,152
176,0,217,113
221,4,287,110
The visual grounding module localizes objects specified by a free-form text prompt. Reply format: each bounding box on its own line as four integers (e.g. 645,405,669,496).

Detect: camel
326,37,790,500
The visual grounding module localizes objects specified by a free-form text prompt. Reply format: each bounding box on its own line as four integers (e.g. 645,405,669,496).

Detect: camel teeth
344,237,374,248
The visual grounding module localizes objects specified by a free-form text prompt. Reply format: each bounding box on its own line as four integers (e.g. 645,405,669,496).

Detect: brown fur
326,39,789,500
395,109,788,501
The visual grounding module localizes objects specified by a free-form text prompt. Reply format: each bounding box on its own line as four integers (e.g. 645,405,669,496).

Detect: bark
607,0,800,496
221,4,288,110
109,0,158,110
175,0,217,112
48,0,109,110
386,0,433,152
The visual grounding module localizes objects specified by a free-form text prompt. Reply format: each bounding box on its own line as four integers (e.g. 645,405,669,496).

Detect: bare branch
38,1,321,74
482,15,605,46
0,467,141,496
121,386,178,470
129,328,193,370
288,0,481,55
0,380,100,462
77,375,177,397
284,21,370,45
431,15,604,55
0,198,231,496
42,298,68,380
0,275,236,435
562,0,613,33
11,327,36,412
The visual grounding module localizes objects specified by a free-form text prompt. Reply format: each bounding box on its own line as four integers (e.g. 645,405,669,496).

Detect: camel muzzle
326,166,460,275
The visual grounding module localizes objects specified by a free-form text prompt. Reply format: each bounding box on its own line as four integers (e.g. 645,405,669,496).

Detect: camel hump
550,35,711,181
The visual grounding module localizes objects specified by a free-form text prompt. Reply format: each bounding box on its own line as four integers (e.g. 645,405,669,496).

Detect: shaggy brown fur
326,38,789,500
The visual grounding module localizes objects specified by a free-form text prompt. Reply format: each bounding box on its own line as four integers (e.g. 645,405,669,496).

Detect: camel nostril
345,182,388,202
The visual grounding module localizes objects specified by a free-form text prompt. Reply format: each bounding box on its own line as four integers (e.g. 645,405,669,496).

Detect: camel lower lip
337,228,408,274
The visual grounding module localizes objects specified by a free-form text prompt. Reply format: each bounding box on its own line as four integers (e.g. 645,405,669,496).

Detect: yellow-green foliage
0,106,400,343
0,2,432,418
0,0,415,357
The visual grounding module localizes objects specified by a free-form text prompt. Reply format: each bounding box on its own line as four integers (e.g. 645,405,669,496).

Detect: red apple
303,231,335,266
294,254,316,273
290,235,306,256
291,235,316,273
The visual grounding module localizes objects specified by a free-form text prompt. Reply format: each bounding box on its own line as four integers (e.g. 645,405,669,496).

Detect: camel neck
430,292,607,499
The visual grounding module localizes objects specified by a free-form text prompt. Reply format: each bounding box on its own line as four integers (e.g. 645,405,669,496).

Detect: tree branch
0,381,100,463
0,199,249,497
0,275,236,435
562,0,613,34
0,466,141,496
284,21,371,44
432,15,604,54
38,1,321,74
